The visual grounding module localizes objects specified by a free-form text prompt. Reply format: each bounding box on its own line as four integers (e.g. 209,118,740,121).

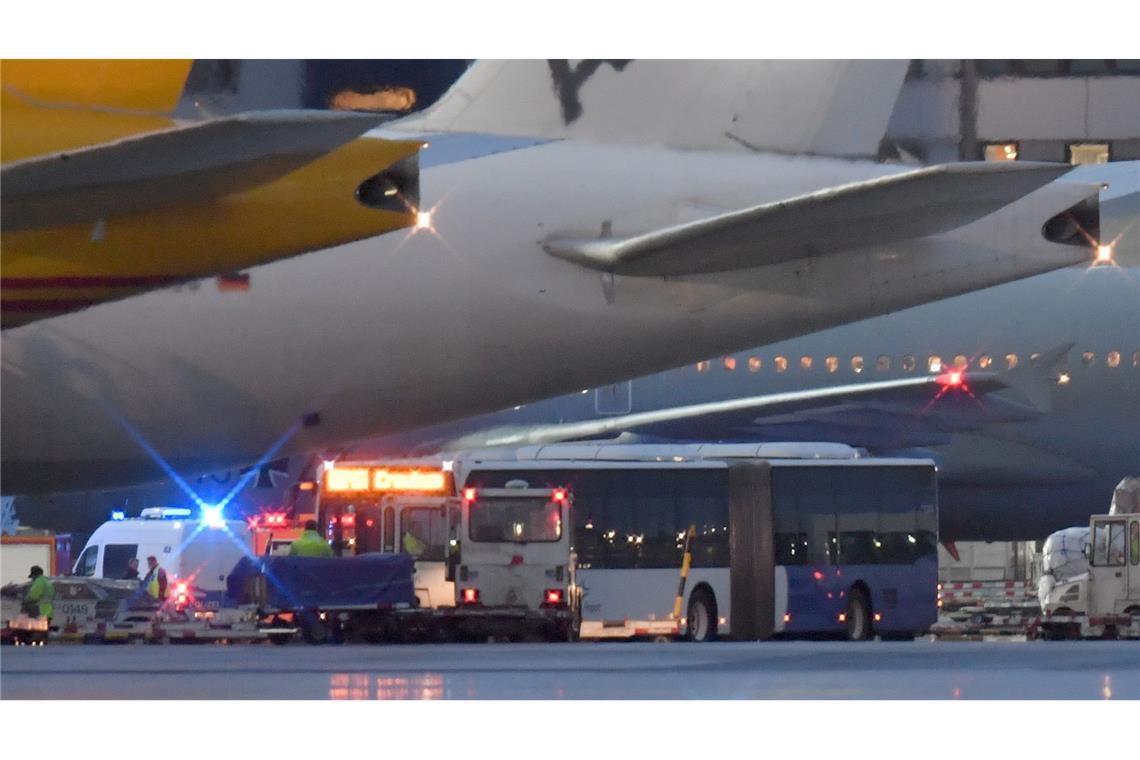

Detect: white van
72,507,253,607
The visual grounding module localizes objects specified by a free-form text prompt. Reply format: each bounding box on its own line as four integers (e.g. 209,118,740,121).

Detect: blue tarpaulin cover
227,553,415,610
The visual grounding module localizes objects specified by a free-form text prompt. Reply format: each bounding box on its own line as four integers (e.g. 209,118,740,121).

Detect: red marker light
812,570,824,582
462,588,479,605
299,482,315,491
936,370,964,387
552,488,567,503
463,487,477,502
545,589,564,605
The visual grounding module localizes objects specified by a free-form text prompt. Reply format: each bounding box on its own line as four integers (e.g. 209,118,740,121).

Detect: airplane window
800,356,813,371
928,355,942,373
1068,143,1110,166
901,355,916,372
748,357,762,373
1030,352,1041,362
979,355,992,369
1133,351,1139,368
696,361,710,373
851,356,864,374
724,356,737,371
876,355,890,372
1082,352,1095,366
826,356,839,373
1107,351,1120,368
953,355,968,370
1005,354,1018,370
775,356,788,373
983,142,1018,161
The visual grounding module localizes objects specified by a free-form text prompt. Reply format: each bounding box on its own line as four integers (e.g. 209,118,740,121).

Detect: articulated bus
456,443,939,641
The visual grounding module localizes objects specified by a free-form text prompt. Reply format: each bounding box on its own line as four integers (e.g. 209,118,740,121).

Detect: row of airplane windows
694,350,1140,375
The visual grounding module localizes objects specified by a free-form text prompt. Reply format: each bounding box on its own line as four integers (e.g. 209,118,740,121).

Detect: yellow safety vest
26,575,55,618
290,530,334,557
403,531,426,556
144,567,164,599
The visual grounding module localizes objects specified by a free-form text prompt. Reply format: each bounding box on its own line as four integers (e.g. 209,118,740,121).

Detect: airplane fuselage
0,137,1095,493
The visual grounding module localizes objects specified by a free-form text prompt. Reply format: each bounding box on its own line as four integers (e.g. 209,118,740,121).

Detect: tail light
544,589,564,605
463,487,477,502
551,488,567,503
873,612,882,623
461,588,480,605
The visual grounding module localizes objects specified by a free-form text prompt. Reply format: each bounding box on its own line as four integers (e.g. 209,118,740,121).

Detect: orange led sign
323,466,450,494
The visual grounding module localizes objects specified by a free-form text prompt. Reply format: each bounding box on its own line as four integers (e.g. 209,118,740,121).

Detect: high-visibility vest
403,531,426,556
289,530,333,558
25,575,55,618
143,567,164,599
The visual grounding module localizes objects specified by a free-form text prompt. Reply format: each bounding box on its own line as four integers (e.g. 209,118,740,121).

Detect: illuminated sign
324,466,450,495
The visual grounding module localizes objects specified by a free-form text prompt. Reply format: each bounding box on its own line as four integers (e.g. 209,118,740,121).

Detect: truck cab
1087,514,1140,617
453,482,579,639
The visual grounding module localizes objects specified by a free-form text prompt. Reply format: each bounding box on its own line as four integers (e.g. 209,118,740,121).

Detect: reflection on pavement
329,673,444,700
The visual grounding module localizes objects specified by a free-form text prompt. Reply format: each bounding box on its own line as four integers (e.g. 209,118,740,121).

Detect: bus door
396,499,454,608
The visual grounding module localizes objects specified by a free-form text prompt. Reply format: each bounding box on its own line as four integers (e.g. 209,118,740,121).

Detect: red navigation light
936,370,964,388
551,488,567,503
462,588,480,605
463,487,477,502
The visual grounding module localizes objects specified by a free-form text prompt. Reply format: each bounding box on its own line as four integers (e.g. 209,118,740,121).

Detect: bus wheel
846,588,872,641
687,589,718,642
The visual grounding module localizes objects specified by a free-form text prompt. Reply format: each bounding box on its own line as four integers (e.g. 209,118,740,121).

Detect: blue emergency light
201,504,225,528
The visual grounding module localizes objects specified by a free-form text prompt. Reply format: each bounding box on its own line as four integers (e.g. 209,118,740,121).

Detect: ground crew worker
290,520,334,557
142,555,168,600
122,557,140,581
402,524,426,556
24,566,55,623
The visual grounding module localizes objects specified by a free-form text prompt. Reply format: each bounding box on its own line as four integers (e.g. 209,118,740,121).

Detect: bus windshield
470,498,561,543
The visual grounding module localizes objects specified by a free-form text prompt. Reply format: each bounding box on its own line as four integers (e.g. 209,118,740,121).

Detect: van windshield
469,498,561,543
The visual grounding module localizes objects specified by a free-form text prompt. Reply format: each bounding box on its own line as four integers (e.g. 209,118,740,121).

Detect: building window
928,355,943,373
1006,353,1018,370
1068,143,1110,165
696,360,710,373
1107,351,1121,368
876,355,891,372
984,142,1018,161
775,356,788,373
901,355,916,372
851,356,864,374
1082,352,1095,366
724,356,737,371
953,355,968,370
826,356,839,373
979,355,992,369
800,356,813,371
748,356,762,373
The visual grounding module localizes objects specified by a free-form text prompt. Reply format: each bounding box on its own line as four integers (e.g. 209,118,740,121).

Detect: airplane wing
446,344,1075,451
2,111,395,229
544,162,1073,276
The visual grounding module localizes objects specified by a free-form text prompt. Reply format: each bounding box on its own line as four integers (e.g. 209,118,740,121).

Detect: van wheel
687,589,718,642
301,614,329,645
846,588,872,641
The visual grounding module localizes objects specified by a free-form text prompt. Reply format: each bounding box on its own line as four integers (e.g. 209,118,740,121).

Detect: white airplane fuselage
0,138,1093,491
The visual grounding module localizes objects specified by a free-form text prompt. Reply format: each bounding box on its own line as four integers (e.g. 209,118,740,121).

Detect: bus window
400,507,447,561
834,467,879,565
103,544,139,580
382,506,395,552
1131,521,1139,566
74,545,99,577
